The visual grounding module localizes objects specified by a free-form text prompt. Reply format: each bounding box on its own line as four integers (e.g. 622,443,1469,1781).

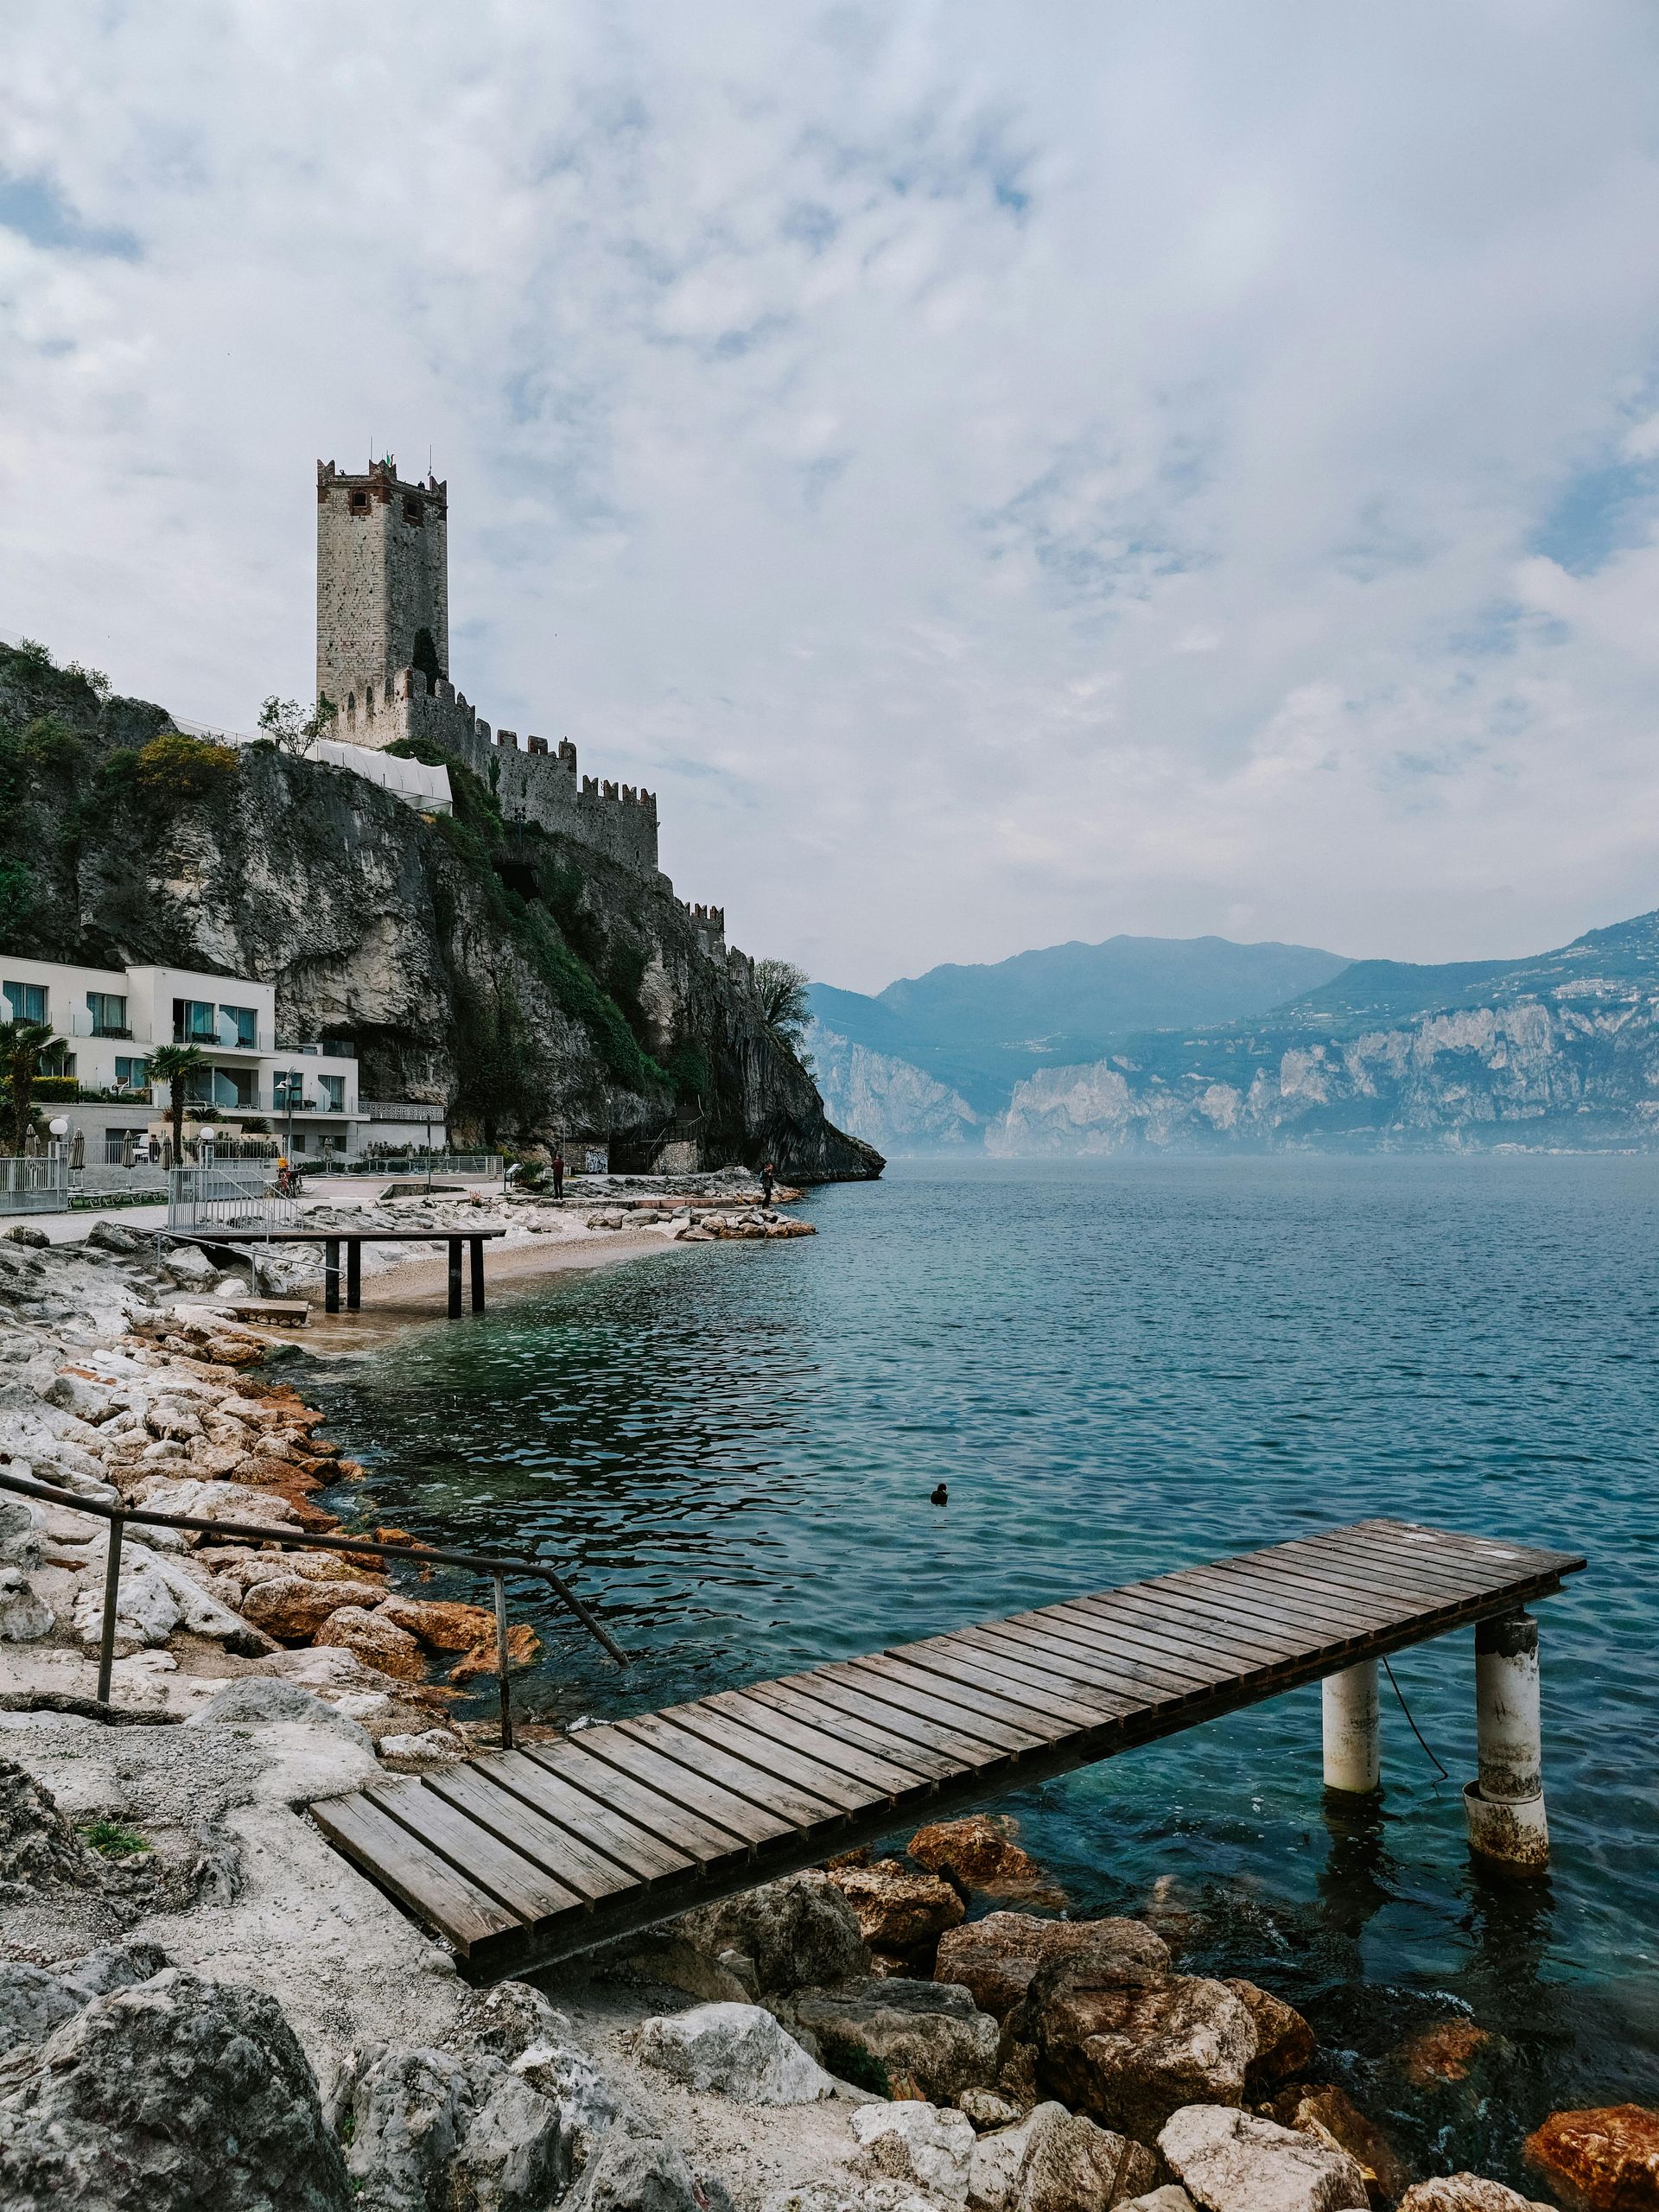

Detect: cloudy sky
3,3,1659,989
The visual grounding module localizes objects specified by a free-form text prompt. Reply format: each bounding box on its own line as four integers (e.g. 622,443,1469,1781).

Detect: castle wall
316,461,448,705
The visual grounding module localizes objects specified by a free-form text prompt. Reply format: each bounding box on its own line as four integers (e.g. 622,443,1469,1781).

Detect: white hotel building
0,955,399,1161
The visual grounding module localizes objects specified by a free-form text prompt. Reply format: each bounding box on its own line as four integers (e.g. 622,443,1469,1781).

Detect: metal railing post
96,1513,125,1704
493,1573,513,1749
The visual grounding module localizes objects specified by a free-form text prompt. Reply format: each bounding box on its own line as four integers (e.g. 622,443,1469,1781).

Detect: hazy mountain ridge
992,908,1659,1154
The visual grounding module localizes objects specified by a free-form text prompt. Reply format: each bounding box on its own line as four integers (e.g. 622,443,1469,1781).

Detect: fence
166,1164,297,1237
330,1152,504,1179
0,1153,69,1215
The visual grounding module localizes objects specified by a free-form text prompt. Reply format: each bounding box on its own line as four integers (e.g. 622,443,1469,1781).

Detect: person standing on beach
761,1160,776,1205
551,1146,564,1201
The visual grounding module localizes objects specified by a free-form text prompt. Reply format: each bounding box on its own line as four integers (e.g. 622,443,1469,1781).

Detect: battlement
318,457,447,509
678,899,728,957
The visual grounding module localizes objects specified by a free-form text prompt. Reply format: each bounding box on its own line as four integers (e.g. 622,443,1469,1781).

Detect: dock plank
313,1516,1586,1979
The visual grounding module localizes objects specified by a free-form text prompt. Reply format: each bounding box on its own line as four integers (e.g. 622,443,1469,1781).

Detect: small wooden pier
311,1517,1584,1981
168,1226,507,1316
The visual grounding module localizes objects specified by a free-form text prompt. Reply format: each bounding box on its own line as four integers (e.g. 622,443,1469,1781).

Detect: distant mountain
809,933,1351,1151
990,907,1659,1155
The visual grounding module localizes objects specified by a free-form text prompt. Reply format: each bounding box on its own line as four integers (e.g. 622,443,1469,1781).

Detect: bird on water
930,1484,949,1506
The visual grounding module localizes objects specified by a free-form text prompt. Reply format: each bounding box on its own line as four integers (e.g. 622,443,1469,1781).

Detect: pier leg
469,1236,484,1313
324,1239,340,1314
447,1240,462,1319
95,1514,125,1706
1322,1661,1380,1795
1465,1610,1548,1873
346,1239,361,1311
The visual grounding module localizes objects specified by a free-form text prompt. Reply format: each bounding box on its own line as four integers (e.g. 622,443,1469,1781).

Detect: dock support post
447,1240,462,1319
95,1513,125,1706
1322,1661,1380,1795
324,1238,340,1314
469,1236,484,1313
493,1574,513,1750
346,1239,361,1311
1465,1610,1548,1873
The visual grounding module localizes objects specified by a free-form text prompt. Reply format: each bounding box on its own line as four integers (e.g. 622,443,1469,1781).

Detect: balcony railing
172,1025,275,1052
67,1013,137,1040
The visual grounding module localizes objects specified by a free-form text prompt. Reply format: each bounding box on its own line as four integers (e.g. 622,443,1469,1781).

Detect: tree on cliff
257,695,339,757
0,1017,56,1153
148,1042,207,1160
754,959,812,1063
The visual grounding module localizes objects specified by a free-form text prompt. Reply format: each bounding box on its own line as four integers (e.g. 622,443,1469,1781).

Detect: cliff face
988,912,1659,1154
0,644,881,1179
807,1021,982,1153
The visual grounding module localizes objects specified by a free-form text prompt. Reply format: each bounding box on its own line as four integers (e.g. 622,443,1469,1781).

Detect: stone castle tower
316,458,448,709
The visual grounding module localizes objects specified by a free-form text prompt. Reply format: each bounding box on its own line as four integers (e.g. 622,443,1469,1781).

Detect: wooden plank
738,1678,963,1785
472,1748,697,1884
365,1777,583,1923
908,1630,1140,1722
1025,1594,1274,1682
1301,1523,1576,1597
524,1740,754,1868
701,1688,931,1798
654,1700,882,1816
1047,1590,1296,1674
833,1655,1059,1749
615,1711,853,1828
773,1669,1003,1770
1162,1561,1401,1641
423,1763,637,1905
1235,1531,1499,1605
963,1617,1208,1704
1198,1553,1486,1639
578,1726,799,1847
311,1790,519,1954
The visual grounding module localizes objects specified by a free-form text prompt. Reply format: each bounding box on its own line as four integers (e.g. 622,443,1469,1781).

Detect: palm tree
147,1042,208,1161
0,1018,57,1154
753,959,812,1061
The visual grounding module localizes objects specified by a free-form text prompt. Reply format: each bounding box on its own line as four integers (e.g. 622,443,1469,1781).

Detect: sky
4,3,1659,992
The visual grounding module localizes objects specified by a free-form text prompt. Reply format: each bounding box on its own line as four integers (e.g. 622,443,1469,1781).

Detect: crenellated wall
337,667,660,876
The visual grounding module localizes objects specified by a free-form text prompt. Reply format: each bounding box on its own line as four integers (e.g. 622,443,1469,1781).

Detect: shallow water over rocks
308,1155,1659,2189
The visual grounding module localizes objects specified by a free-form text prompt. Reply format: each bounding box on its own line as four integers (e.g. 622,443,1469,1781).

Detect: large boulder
969,2100,1162,2212
784,1978,999,2102
1027,1963,1256,2142
1268,2086,1409,2203
1393,2023,1490,2087
378,1593,501,1652
0,1564,53,1642
1398,2182,1555,2212
636,2002,838,2104
830,1857,967,1955
188,1678,374,1750
1222,1980,1315,2087
564,2133,716,2212
1523,2105,1659,2211
641,1870,870,2000
314,1605,427,1681
851,2099,976,2203
241,1576,387,1638
0,1760,99,1891
909,1817,1054,1899
940,1916,1169,2025
342,2042,569,2212
0,1942,169,2058
0,1967,349,2211
1159,2105,1369,2212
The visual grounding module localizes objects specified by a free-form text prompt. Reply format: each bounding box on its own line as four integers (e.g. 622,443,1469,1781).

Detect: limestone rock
1398,2180,1556,2212
343,2042,570,2212
968,2099,1162,2212
852,2098,976,2203
941,1914,1170,2025
645,1870,869,1999
512,2034,628,2182
71,1535,272,1655
0,1758,99,1890
1159,2104,1369,2212
909,1815,1052,1898
448,1621,542,1680
0,1959,83,2058
1223,1980,1315,2085
0,1495,43,1569
1118,2191,1196,2212
564,2133,712,2212
1029,1967,1256,2142
130,1476,302,1531
1523,2104,1659,2212
378,1592,501,1650
187,1677,374,1749
43,1371,117,1422
241,1575,386,1638
961,2089,1028,2133
1269,2085,1409,2203
0,1966,350,2210
1393,2022,1490,2086
469,1980,571,2063
379,1728,466,1764
0,1565,54,1641
50,1939,171,2002
785,1977,999,2102
636,2001,838,2104
830,1857,966,1952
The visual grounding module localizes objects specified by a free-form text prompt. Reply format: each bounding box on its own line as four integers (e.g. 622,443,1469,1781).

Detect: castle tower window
350,488,369,513
404,497,423,526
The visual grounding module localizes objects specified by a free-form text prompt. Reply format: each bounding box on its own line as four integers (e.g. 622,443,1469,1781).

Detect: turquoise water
308,1156,1659,2183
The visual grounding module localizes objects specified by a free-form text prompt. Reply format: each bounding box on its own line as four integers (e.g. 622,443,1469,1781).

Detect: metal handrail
0,1466,626,1745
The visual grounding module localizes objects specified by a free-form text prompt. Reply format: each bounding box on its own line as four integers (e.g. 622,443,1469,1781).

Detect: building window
289,1133,308,1154
318,1073,346,1113
174,998,217,1043
40,1045,74,1079
214,1066,256,1109
218,1003,257,1047
319,1035,356,1058
350,489,369,513
273,1071,304,1111
3,981,47,1024
113,1057,149,1091
86,990,128,1037
403,496,423,526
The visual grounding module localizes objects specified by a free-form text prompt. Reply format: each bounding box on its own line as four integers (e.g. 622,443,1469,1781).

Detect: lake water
307,1155,1659,2185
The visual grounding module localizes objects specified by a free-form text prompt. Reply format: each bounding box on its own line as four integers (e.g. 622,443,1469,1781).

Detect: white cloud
3,1,1659,988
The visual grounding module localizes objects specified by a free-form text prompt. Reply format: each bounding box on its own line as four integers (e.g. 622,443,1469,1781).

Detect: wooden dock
310,1517,1585,1981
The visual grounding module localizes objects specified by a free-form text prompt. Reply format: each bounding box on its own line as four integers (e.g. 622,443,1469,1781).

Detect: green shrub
0,858,35,938
134,732,239,800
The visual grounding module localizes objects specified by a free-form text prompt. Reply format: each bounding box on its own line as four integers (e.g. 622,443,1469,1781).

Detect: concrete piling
1464,1609,1549,1873
1322,1660,1381,1795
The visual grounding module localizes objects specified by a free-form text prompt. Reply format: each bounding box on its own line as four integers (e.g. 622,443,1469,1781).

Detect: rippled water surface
307,1156,1659,2183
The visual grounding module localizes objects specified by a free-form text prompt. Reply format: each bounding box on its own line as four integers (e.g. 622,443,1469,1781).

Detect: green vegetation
134,731,240,799
0,1016,56,1151
755,958,812,1064
148,1041,207,1156
257,694,339,756
0,857,36,937
79,1817,149,1859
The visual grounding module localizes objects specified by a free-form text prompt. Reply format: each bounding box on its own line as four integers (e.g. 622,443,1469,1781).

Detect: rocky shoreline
1,1209,1654,2212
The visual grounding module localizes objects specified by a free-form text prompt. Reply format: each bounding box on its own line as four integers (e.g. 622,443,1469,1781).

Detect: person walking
551,1146,565,1201
761,1159,776,1206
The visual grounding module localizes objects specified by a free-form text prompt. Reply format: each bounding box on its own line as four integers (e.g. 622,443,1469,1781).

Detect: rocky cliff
807,1022,982,1154
988,910,1659,1154
0,641,881,1179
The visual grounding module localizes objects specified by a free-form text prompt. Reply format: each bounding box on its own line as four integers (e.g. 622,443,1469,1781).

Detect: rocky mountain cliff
989,910,1659,1154
0,642,880,1179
